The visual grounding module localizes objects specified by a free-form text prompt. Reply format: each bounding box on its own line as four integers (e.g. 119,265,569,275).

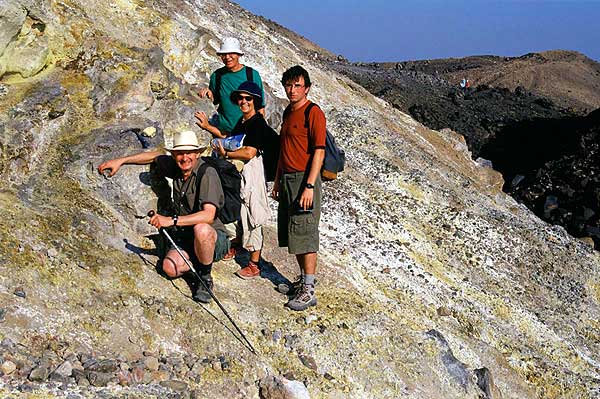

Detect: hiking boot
277,276,317,295
222,246,237,261
277,277,303,295
285,284,317,311
192,275,213,304
235,260,260,279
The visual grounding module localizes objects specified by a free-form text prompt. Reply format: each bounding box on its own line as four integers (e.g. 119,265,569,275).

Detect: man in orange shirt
272,65,326,311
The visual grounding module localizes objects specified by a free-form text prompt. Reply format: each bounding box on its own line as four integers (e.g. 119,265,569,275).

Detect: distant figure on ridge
196,37,266,138
272,65,326,311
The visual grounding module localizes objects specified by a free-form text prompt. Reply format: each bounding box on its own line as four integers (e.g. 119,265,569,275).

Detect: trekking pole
147,210,257,355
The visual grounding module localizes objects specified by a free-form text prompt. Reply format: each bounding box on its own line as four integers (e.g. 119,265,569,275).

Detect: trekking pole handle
147,210,155,217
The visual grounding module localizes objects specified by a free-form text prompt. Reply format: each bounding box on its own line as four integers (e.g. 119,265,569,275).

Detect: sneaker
222,246,237,261
192,275,213,304
235,261,260,279
285,284,317,311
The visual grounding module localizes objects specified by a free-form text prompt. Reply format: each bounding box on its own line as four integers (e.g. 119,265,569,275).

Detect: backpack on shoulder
195,157,242,224
260,125,280,183
283,103,345,181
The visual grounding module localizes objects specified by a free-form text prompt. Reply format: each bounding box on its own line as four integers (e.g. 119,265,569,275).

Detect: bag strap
192,161,210,213
303,102,318,129
213,67,227,104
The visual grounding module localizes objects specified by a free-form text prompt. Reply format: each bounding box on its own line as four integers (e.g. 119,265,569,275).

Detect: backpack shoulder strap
303,102,318,129
245,65,254,82
282,104,292,122
213,67,228,104
192,160,211,213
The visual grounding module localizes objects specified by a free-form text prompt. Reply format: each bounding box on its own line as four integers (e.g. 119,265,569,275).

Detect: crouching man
97,130,230,303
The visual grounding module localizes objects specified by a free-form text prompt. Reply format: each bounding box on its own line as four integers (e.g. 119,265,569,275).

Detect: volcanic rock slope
384,50,600,112
0,1,599,398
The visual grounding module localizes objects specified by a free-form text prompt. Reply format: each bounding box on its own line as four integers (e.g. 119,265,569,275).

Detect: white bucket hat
217,37,244,55
167,130,204,151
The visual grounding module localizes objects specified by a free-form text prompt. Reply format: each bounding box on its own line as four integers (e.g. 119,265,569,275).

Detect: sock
304,274,315,286
198,263,212,277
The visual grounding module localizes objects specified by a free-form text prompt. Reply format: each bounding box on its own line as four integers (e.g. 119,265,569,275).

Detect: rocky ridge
364,50,600,112
0,1,599,398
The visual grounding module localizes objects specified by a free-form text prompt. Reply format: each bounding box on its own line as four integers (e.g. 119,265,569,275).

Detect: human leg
189,223,218,303
235,222,264,279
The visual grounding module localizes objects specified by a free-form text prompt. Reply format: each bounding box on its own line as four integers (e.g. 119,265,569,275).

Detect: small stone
73,369,89,386
144,356,159,371
305,315,317,324
1,360,17,375
29,364,51,381
14,288,26,298
211,360,222,372
151,370,170,382
298,354,318,372
142,126,157,137
86,371,114,387
272,330,283,342
160,379,189,392
47,248,59,258
284,334,300,350
0,308,6,322
437,306,452,317
260,375,310,399
52,361,73,378
382,267,391,274
131,366,145,383
117,370,131,386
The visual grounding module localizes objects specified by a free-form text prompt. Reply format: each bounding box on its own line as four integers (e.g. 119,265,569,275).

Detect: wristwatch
305,183,314,189
172,215,178,226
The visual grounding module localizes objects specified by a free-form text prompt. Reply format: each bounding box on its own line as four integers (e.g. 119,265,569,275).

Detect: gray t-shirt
155,155,225,233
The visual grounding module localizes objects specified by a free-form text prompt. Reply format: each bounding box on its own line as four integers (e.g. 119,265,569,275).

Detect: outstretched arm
195,111,225,138
97,150,163,177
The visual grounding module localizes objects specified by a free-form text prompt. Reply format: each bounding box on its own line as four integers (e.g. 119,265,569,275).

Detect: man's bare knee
162,256,180,278
194,223,216,241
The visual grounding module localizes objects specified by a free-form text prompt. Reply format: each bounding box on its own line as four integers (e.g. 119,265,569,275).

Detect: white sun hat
167,130,204,151
217,37,244,55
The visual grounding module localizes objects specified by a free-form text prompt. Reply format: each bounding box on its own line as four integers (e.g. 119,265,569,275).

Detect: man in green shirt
196,37,265,136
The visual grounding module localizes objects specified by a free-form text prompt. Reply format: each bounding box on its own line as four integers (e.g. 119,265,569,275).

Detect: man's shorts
168,225,231,264
277,172,321,254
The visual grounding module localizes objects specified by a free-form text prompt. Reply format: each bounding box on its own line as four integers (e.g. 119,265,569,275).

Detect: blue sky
234,0,600,62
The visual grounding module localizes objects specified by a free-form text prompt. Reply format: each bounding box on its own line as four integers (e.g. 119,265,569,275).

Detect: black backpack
194,157,242,224
213,66,254,105
283,103,345,181
259,124,280,183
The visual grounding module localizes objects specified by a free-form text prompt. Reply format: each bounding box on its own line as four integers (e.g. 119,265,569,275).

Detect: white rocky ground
0,0,599,398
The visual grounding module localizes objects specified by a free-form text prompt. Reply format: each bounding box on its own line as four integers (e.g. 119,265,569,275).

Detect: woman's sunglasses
237,95,254,102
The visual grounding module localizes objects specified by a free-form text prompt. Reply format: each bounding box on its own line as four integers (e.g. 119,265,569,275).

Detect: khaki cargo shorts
277,172,321,254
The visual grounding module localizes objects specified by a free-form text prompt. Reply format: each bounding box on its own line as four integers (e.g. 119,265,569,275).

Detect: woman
196,81,274,279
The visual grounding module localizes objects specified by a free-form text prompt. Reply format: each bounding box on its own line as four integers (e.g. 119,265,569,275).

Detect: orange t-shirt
279,101,327,173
